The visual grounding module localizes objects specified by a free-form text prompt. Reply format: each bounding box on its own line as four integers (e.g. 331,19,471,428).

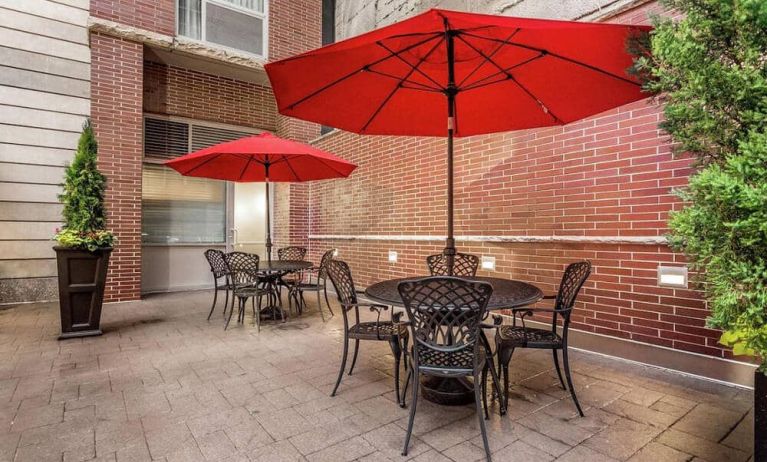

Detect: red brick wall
271,0,322,247
91,33,144,302
294,3,728,359
91,0,175,35
143,62,277,131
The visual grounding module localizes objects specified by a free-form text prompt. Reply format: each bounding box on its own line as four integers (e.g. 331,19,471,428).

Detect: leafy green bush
54,120,115,252
633,0,767,371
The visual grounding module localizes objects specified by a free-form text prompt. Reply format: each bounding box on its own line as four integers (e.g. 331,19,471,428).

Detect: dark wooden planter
757,370,767,462
54,246,112,339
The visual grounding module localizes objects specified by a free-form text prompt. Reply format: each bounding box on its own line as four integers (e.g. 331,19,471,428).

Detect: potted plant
632,0,767,459
53,120,115,339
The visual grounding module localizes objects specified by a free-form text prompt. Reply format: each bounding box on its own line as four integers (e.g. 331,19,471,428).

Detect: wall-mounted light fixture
332,249,339,257
388,250,398,263
657,265,688,288
481,256,496,271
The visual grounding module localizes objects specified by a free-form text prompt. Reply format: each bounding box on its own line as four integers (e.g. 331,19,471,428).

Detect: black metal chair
495,261,592,417
224,252,271,331
426,252,480,277
204,249,231,320
398,277,496,461
277,246,308,313
326,259,408,405
292,249,336,321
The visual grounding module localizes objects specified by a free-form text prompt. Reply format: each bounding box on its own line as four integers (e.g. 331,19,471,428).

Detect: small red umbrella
165,132,357,260
265,8,650,270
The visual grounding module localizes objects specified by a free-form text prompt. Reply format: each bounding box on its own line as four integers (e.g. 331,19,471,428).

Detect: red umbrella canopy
265,8,651,137
164,132,357,182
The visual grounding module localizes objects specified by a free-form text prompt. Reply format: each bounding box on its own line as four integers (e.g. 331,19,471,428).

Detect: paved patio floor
0,290,755,461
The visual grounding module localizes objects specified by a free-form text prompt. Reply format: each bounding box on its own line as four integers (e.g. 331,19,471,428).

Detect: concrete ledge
87,17,268,75
309,234,668,245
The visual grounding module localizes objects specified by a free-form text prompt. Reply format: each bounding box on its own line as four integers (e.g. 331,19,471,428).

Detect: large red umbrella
165,132,357,260
265,8,650,271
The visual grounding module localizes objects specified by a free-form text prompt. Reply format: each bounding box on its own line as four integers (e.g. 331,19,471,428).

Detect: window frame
142,114,265,247
175,0,270,60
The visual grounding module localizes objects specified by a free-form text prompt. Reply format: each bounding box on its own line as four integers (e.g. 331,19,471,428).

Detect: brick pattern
143,62,278,131
91,0,175,36
91,33,144,302
290,3,729,359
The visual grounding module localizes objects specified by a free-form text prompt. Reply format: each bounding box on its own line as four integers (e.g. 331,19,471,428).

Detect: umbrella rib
311,156,352,179
364,68,443,92
180,152,224,176
459,53,545,92
377,41,446,91
460,31,641,87
238,155,255,181
281,155,302,181
285,33,442,110
508,74,565,124
362,36,445,132
456,28,520,88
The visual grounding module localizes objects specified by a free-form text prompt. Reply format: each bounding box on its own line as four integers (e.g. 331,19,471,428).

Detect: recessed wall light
481,256,496,271
332,249,339,257
657,265,688,288
388,250,398,263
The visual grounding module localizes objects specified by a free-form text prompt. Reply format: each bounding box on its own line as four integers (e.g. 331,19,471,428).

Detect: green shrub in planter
53,120,115,338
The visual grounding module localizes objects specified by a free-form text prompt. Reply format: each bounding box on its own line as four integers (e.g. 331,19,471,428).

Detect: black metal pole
264,162,273,262
444,23,457,275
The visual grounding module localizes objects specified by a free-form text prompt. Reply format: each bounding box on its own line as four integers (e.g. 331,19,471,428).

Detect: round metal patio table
364,276,543,406
257,260,313,320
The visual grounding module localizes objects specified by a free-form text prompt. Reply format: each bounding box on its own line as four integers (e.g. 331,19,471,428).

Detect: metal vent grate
144,118,189,160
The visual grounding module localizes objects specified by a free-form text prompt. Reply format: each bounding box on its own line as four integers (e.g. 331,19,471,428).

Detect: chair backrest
426,253,479,277
325,259,358,310
398,277,493,370
554,261,592,316
204,249,228,278
317,249,336,280
225,252,260,286
278,246,307,261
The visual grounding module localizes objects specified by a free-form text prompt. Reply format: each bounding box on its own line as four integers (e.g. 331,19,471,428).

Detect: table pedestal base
421,377,475,406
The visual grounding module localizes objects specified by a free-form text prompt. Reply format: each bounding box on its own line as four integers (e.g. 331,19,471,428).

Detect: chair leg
389,338,402,407
552,349,566,390
222,285,229,318
207,280,218,320
482,364,489,420
402,370,419,456
316,289,326,322
331,335,349,397
498,346,514,412
323,285,334,316
256,295,262,333
348,339,360,376
225,296,237,330
562,347,584,417
474,369,493,462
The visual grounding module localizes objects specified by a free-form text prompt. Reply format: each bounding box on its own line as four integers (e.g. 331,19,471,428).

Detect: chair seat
348,321,408,340
295,281,322,291
234,286,268,298
497,325,562,348
416,346,486,374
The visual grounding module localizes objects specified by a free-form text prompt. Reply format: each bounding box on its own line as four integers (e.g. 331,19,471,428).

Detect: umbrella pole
444,26,457,275
265,164,272,263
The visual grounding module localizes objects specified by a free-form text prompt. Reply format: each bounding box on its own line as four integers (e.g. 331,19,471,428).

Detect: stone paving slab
0,290,755,461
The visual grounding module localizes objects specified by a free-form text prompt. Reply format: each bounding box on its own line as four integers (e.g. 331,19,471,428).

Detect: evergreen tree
634,0,767,371
54,120,115,251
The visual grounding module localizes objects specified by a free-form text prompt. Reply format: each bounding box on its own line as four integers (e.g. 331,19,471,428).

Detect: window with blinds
142,117,256,244
178,0,267,57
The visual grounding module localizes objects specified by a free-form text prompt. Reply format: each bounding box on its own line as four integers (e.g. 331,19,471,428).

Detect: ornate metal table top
258,260,313,273
364,276,543,311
